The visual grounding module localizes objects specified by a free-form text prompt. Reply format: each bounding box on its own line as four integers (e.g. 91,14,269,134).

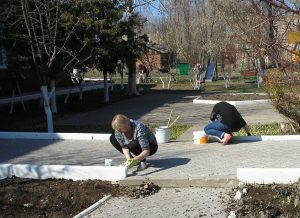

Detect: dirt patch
0,177,160,218
199,93,268,101
2,177,300,217
227,183,300,216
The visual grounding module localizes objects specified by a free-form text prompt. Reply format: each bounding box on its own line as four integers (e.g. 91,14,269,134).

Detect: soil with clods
227,183,300,217
0,176,160,218
2,176,300,217
199,93,268,101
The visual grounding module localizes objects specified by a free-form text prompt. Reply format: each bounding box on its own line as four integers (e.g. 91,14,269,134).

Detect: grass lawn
234,123,297,136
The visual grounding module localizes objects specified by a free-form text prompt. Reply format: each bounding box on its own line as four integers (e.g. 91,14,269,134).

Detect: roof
146,42,170,54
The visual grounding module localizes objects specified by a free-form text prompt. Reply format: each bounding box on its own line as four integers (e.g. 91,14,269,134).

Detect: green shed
178,63,189,75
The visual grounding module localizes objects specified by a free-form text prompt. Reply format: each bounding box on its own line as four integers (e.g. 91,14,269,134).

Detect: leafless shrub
265,68,300,133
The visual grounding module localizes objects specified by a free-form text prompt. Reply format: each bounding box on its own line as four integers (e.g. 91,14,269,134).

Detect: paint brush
168,115,180,128
167,109,173,127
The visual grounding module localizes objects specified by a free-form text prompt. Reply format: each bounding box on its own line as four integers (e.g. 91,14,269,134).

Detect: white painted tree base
237,168,300,184
0,164,127,181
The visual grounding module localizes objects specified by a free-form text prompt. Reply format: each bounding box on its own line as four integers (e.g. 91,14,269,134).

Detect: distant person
204,102,251,145
137,64,149,83
193,63,202,89
110,114,158,170
256,56,266,75
137,64,144,83
142,65,150,79
256,49,266,88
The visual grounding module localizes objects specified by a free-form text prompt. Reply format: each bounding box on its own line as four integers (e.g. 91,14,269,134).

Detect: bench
240,71,257,83
240,71,257,77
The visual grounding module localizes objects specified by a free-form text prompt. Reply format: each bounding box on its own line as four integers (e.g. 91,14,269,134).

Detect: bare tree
214,0,300,131
145,0,231,66
1,0,88,132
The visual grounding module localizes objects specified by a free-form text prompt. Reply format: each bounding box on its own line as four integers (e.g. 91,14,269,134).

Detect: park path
56,92,284,128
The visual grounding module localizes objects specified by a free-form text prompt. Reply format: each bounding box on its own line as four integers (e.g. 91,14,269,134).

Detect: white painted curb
237,168,300,184
0,164,127,181
0,132,111,140
0,164,13,178
74,195,112,218
234,135,300,141
195,131,300,141
192,98,269,106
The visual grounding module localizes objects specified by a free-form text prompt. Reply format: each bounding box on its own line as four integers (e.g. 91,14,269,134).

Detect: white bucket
155,126,170,143
193,131,207,144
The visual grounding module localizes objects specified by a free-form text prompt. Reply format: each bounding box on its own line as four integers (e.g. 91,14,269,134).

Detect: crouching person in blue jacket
204,102,251,145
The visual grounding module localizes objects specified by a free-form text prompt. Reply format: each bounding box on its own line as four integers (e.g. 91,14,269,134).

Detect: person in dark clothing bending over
204,102,251,145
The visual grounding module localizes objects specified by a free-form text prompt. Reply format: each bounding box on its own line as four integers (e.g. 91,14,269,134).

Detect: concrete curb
118,176,238,188
2,131,299,141
0,164,127,181
0,132,110,140
74,195,112,218
234,135,300,141
194,131,300,141
193,98,269,106
237,168,300,184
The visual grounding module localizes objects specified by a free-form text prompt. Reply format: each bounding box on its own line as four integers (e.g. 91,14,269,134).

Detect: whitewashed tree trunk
223,73,228,89
64,68,84,104
127,59,139,96
41,85,54,133
159,76,165,88
167,74,172,89
128,72,139,96
257,75,263,88
50,80,57,113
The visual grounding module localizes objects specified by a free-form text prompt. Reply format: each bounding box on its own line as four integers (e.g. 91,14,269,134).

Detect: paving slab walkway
87,187,230,218
0,92,293,217
1,138,300,184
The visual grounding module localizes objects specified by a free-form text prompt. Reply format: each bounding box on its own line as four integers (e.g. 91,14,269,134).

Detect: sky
134,0,164,18
134,0,300,22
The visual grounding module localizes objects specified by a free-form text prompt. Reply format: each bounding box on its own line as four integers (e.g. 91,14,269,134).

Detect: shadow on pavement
55,91,203,126
137,157,191,176
0,139,55,163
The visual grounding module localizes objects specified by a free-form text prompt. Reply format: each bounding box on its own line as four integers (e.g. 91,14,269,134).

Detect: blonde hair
111,114,130,130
